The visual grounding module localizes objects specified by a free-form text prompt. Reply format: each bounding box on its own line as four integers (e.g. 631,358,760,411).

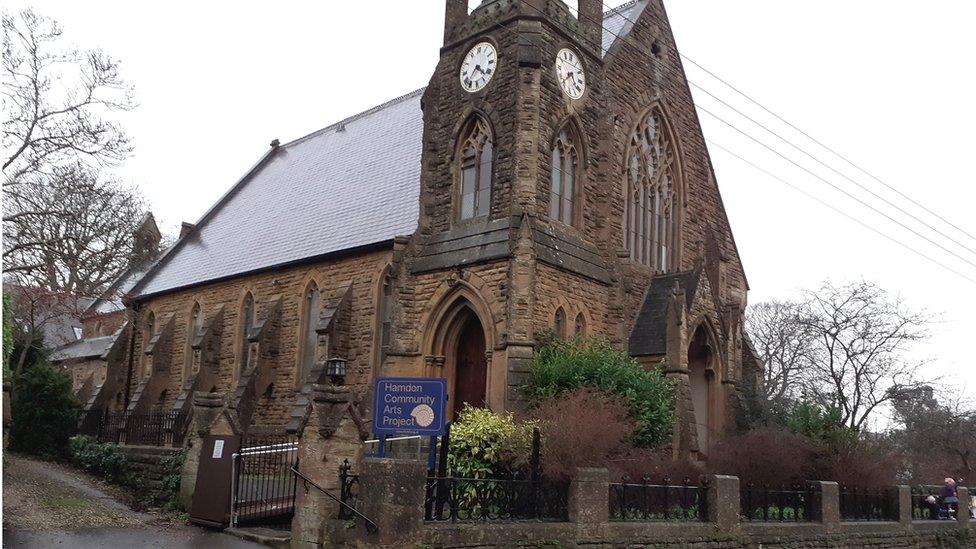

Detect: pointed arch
183,301,203,382
236,291,255,381
550,119,583,227
623,103,683,272
554,307,567,339
574,311,587,337
373,264,394,372
142,310,156,379
297,280,321,388
688,319,721,457
421,278,498,416
456,114,493,220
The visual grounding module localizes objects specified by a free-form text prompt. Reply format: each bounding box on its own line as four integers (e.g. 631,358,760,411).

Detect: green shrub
69,435,131,484
448,405,536,479
158,450,186,511
525,337,676,448
10,362,81,457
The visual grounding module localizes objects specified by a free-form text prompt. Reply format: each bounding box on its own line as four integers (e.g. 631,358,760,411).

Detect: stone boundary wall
341,459,975,549
119,445,181,494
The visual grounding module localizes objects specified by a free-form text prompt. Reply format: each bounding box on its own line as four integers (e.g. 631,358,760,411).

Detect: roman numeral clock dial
555,48,586,99
459,42,497,93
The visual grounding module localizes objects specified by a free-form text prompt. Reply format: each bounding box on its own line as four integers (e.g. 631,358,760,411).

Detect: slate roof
131,89,426,299
130,7,641,300
628,269,701,357
602,1,644,57
50,334,118,362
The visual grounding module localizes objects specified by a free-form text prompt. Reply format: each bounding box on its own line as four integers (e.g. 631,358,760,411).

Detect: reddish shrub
707,427,819,486
606,447,703,484
813,437,901,488
527,389,634,481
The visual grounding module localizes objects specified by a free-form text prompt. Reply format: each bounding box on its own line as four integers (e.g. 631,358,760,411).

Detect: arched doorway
425,293,492,420
688,324,715,457
453,313,487,417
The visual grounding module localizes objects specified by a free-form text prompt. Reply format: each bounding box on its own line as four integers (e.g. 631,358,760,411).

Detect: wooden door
453,317,487,417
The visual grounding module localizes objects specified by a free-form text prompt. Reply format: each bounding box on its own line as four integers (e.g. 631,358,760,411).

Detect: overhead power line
678,51,976,245
687,80,976,260
522,0,976,279
707,139,976,286
594,0,976,246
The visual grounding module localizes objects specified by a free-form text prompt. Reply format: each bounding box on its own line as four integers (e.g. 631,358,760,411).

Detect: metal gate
230,435,299,526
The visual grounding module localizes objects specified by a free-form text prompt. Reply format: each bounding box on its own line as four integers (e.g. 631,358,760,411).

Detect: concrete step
223,526,290,549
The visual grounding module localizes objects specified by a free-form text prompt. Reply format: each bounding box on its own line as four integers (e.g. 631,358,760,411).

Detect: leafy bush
158,450,186,511
448,405,536,479
528,389,635,480
525,337,676,448
69,435,131,484
9,362,81,457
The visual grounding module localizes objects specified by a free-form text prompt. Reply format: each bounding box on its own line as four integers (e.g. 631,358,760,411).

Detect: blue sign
373,377,447,437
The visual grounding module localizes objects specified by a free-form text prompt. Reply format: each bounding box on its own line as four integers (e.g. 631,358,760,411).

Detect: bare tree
893,387,976,481
4,165,147,295
799,281,931,431
746,299,815,407
2,9,134,190
2,9,146,296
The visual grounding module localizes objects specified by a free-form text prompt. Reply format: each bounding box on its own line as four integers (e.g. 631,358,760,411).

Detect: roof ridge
283,87,427,148
603,0,639,18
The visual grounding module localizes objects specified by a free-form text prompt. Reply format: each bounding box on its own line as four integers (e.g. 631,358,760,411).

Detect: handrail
290,466,378,534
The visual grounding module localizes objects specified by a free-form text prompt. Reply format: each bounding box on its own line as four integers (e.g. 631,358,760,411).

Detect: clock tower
383,0,615,415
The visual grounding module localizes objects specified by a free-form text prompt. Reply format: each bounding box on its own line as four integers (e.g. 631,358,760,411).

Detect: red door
454,317,487,417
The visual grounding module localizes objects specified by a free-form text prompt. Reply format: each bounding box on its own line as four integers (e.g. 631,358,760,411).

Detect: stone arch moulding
687,314,724,375
448,107,499,163
418,273,500,411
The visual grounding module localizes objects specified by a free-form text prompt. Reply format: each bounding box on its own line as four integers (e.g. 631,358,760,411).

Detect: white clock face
555,48,586,99
459,42,497,93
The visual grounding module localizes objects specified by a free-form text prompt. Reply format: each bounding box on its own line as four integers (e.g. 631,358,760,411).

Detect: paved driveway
2,454,260,548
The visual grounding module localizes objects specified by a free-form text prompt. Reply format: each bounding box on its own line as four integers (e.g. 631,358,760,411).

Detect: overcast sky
7,1,974,406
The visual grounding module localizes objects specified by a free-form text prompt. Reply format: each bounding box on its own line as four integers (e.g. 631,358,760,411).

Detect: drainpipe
123,303,141,410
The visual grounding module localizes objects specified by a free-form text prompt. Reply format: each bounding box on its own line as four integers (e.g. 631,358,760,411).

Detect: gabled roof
602,1,644,57
628,269,701,357
50,334,118,362
131,89,426,299
130,8,641,300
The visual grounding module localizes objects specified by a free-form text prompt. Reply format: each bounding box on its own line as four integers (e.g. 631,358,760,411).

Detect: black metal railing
231,434,299,526
740,482,818,522
424,426,569,523
338,459,360,520
79,409,190,448
839,486,897,521
609,476,707,522
424,476,570,522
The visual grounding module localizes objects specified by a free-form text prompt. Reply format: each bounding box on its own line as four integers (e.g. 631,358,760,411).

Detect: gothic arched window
185,302,203,380
574,312,586,337
378,273,393,367
240,293,255,374
458,116,493,220
298,283,321,386
142,311,155,378
550,127,580,226
624,107,678,271
554,307,567,339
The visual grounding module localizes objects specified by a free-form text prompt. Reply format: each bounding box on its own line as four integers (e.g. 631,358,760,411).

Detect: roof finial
270,138,280,148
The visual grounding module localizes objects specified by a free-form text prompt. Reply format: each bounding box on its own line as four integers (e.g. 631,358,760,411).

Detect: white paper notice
212,439,224,459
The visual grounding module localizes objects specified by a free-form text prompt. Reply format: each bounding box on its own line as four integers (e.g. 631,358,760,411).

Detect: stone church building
82,0,762,461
